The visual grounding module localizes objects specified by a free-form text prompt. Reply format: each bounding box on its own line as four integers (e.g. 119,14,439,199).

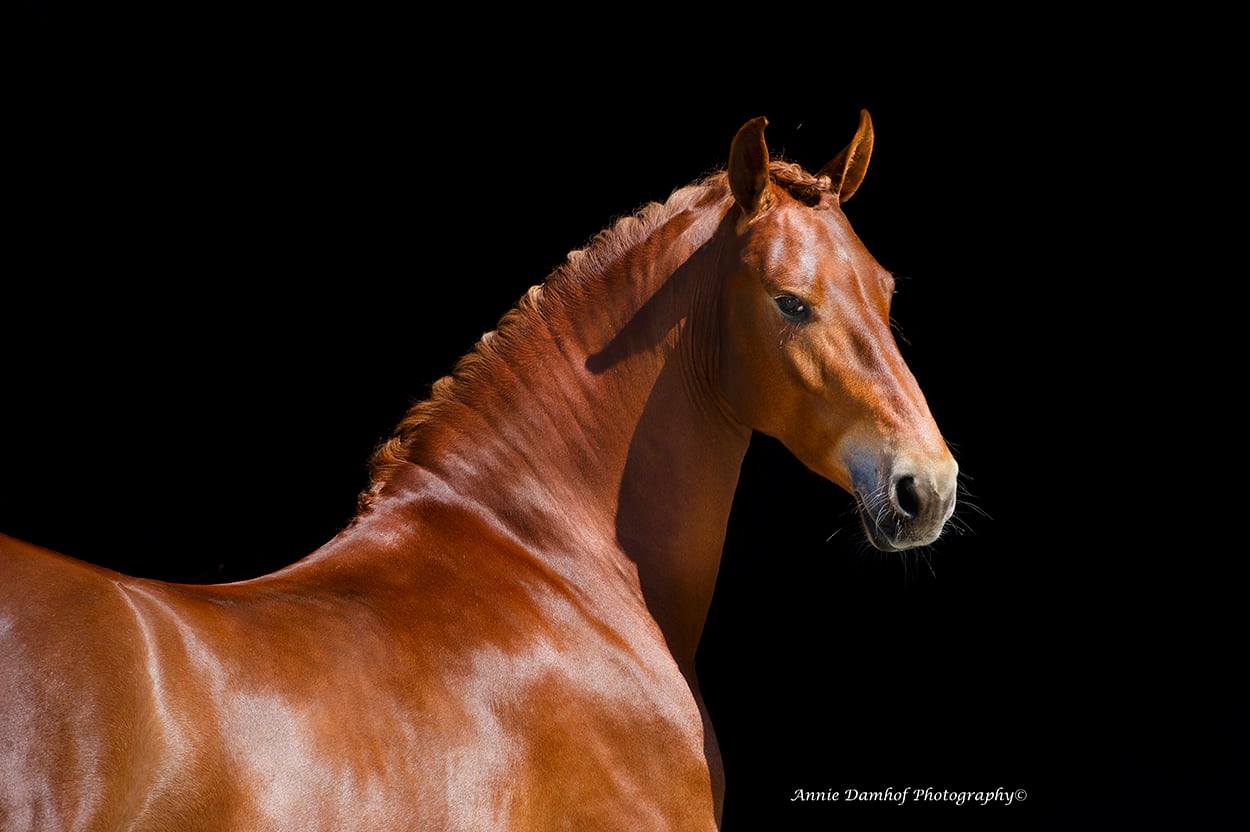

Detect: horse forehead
756,209,858,274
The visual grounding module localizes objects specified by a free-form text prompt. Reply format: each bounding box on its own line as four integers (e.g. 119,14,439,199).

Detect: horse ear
728,116,772,221
819,109,874,204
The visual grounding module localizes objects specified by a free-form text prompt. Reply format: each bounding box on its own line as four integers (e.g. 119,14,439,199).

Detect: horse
0,111,958,831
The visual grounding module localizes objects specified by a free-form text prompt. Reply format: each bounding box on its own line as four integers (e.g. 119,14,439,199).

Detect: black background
6,14,1244,830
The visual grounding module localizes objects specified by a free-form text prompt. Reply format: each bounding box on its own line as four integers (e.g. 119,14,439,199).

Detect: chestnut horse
0,112,957,831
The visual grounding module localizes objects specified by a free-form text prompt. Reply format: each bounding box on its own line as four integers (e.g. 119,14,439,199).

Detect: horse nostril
895,475,922,519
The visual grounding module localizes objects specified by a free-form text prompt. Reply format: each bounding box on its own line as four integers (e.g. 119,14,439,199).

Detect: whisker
890,318,912,346
921,549,936,579
961,501,992,520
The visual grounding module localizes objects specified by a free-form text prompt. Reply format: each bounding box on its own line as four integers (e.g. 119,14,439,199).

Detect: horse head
716,112,958,550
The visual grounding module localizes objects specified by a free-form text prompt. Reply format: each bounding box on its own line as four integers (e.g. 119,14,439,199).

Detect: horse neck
333,190,750,668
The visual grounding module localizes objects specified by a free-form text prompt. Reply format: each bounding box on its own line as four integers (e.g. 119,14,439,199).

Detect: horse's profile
0,112,957,831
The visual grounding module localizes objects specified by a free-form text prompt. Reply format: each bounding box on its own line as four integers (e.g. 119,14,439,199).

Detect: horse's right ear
728,116,772,224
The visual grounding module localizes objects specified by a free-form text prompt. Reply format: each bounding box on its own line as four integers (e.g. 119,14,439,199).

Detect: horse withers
1,111,957,831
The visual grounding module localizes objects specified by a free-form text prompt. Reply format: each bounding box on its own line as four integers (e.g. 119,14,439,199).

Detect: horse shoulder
405,522,718,831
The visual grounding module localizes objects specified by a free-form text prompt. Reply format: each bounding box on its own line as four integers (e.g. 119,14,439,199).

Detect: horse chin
853,498,929,552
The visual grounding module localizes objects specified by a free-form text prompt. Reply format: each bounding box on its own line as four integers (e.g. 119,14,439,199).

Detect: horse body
1,483,715,831
2,112,958,830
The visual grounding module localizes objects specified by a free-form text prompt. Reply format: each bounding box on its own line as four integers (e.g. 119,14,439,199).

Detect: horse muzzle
851,456,958,551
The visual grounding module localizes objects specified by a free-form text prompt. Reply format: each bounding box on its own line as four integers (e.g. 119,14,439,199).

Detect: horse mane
354,160,831,516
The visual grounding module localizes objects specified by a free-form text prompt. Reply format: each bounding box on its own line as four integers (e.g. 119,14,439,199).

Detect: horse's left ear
819,109,874,204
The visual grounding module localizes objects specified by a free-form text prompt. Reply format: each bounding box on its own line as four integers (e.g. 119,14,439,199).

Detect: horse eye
774,294,810,322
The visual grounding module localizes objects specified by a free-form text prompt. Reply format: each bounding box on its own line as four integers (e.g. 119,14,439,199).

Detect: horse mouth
857,509,904,551
852,490,911,552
